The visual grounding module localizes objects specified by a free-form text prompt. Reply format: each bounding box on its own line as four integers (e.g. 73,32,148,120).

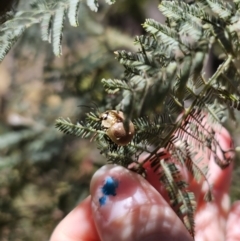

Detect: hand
50,127,240,241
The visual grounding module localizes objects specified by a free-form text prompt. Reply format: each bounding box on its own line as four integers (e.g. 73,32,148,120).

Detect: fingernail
90,164,150,221
90,165,193,241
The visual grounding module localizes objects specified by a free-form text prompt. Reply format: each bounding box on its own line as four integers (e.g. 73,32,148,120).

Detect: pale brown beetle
99,110,135,146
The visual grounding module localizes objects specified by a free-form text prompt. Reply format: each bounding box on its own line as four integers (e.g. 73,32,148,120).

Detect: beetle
99,110,135,146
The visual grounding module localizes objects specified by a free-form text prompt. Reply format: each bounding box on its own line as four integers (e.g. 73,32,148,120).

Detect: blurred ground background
0,0,239,240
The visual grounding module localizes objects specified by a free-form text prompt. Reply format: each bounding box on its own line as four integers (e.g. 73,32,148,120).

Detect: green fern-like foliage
0,0,116,61
55,0,240,238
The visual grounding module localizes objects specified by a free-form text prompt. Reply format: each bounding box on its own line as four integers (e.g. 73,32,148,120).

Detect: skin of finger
226,201,240,241
90,164,193,241
50,196,100,241
142,125,234,241
194,127,234,241
194,162,233,241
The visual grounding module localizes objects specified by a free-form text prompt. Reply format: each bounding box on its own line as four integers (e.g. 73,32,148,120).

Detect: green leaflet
0,0,117,62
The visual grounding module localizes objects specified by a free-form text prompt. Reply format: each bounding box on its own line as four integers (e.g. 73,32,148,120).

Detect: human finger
141,124,234,241
194,126,234,241
90,164,193,241
226,201,240,241
50,196,100,241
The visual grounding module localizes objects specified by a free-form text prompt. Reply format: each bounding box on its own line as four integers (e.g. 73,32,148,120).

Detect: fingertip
90,164,192,241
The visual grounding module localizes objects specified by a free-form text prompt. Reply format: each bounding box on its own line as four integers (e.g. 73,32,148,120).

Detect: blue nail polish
102,176,119,196
99,195,107,206
99,176,119,206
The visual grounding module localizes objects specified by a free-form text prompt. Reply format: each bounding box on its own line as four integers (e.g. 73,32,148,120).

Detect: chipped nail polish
99,176,119,206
